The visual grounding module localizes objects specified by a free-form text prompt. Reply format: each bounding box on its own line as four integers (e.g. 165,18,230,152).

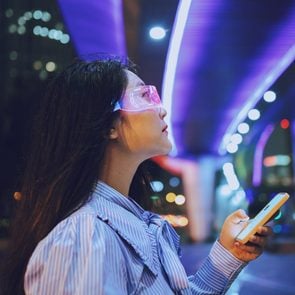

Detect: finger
248,235,268,247
231,209,250,224
256,225,273,237
235,209,249,219
236,242,263,255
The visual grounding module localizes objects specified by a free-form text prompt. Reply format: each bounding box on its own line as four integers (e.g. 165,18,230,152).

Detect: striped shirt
24,181,246,294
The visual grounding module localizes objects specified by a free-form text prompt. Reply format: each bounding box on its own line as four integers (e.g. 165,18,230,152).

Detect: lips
162,125,168,132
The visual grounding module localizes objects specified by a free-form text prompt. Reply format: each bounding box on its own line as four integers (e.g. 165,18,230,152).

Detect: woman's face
112,70,172,160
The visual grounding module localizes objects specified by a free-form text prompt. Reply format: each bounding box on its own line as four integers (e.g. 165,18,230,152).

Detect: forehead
125,70,145,89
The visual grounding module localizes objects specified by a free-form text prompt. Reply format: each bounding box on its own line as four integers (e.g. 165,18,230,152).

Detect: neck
99,145,143,196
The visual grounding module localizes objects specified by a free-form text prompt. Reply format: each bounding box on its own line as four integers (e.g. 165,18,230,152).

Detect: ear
108,127,119,140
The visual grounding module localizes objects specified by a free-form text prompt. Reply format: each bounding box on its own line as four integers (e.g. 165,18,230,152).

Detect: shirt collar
90,181,158,275
95,181,145,219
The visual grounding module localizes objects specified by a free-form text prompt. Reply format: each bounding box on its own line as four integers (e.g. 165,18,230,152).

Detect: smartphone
235,192,290,244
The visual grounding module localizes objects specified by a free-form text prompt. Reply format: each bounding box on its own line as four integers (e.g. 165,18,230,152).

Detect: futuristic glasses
113,85,162,112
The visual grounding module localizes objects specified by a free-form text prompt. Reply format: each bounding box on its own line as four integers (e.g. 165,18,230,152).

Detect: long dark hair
1,58,153,295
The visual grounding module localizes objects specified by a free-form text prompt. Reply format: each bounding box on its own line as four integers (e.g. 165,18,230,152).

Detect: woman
2,58,271,294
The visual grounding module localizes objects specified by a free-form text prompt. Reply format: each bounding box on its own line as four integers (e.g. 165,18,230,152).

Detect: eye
141,90,150,102
142,90,149,97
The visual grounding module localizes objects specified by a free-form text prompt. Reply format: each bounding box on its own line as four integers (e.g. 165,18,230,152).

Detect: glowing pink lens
114,85,162,112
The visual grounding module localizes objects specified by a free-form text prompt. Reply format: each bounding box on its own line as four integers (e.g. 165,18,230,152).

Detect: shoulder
25,204,128,294
34,203,116,258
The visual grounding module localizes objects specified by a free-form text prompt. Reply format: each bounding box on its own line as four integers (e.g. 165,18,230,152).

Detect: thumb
231,209,249,224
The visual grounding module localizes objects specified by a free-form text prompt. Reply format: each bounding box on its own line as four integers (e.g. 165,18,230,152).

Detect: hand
219,209,273,262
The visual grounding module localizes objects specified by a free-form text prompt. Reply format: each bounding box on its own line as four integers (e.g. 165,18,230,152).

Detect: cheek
133,121,171,155
121,116,160,151
129,122,157,148
118,111,171,155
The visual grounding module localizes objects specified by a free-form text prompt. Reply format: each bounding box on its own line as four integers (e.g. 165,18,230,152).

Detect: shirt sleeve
187,240,247,295
24,213,107,295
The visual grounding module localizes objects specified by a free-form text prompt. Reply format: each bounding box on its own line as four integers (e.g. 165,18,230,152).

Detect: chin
144,138,173,159
156,143,173,157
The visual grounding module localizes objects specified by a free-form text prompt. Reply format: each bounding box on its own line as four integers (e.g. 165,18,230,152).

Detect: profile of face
109,70,172,161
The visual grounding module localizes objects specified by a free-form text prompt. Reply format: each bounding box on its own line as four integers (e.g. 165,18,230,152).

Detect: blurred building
0,0,76,238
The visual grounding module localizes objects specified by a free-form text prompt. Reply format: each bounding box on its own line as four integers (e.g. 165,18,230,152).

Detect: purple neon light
252,124,274,186
218,7,295,154
162,0,223,156
162,0,192,156
291,120,295,177
57,0,126,57
165,0,295,156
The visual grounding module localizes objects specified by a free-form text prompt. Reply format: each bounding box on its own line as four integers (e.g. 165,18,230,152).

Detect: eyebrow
136,81,145,87
125,81,145,92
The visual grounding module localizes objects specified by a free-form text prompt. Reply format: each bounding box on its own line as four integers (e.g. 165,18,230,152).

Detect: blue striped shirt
24,181,246,294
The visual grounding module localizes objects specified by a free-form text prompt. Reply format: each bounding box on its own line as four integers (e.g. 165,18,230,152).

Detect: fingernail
240,209,249,218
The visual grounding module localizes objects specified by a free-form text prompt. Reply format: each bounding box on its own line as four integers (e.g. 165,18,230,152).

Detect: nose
159,105,167,119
